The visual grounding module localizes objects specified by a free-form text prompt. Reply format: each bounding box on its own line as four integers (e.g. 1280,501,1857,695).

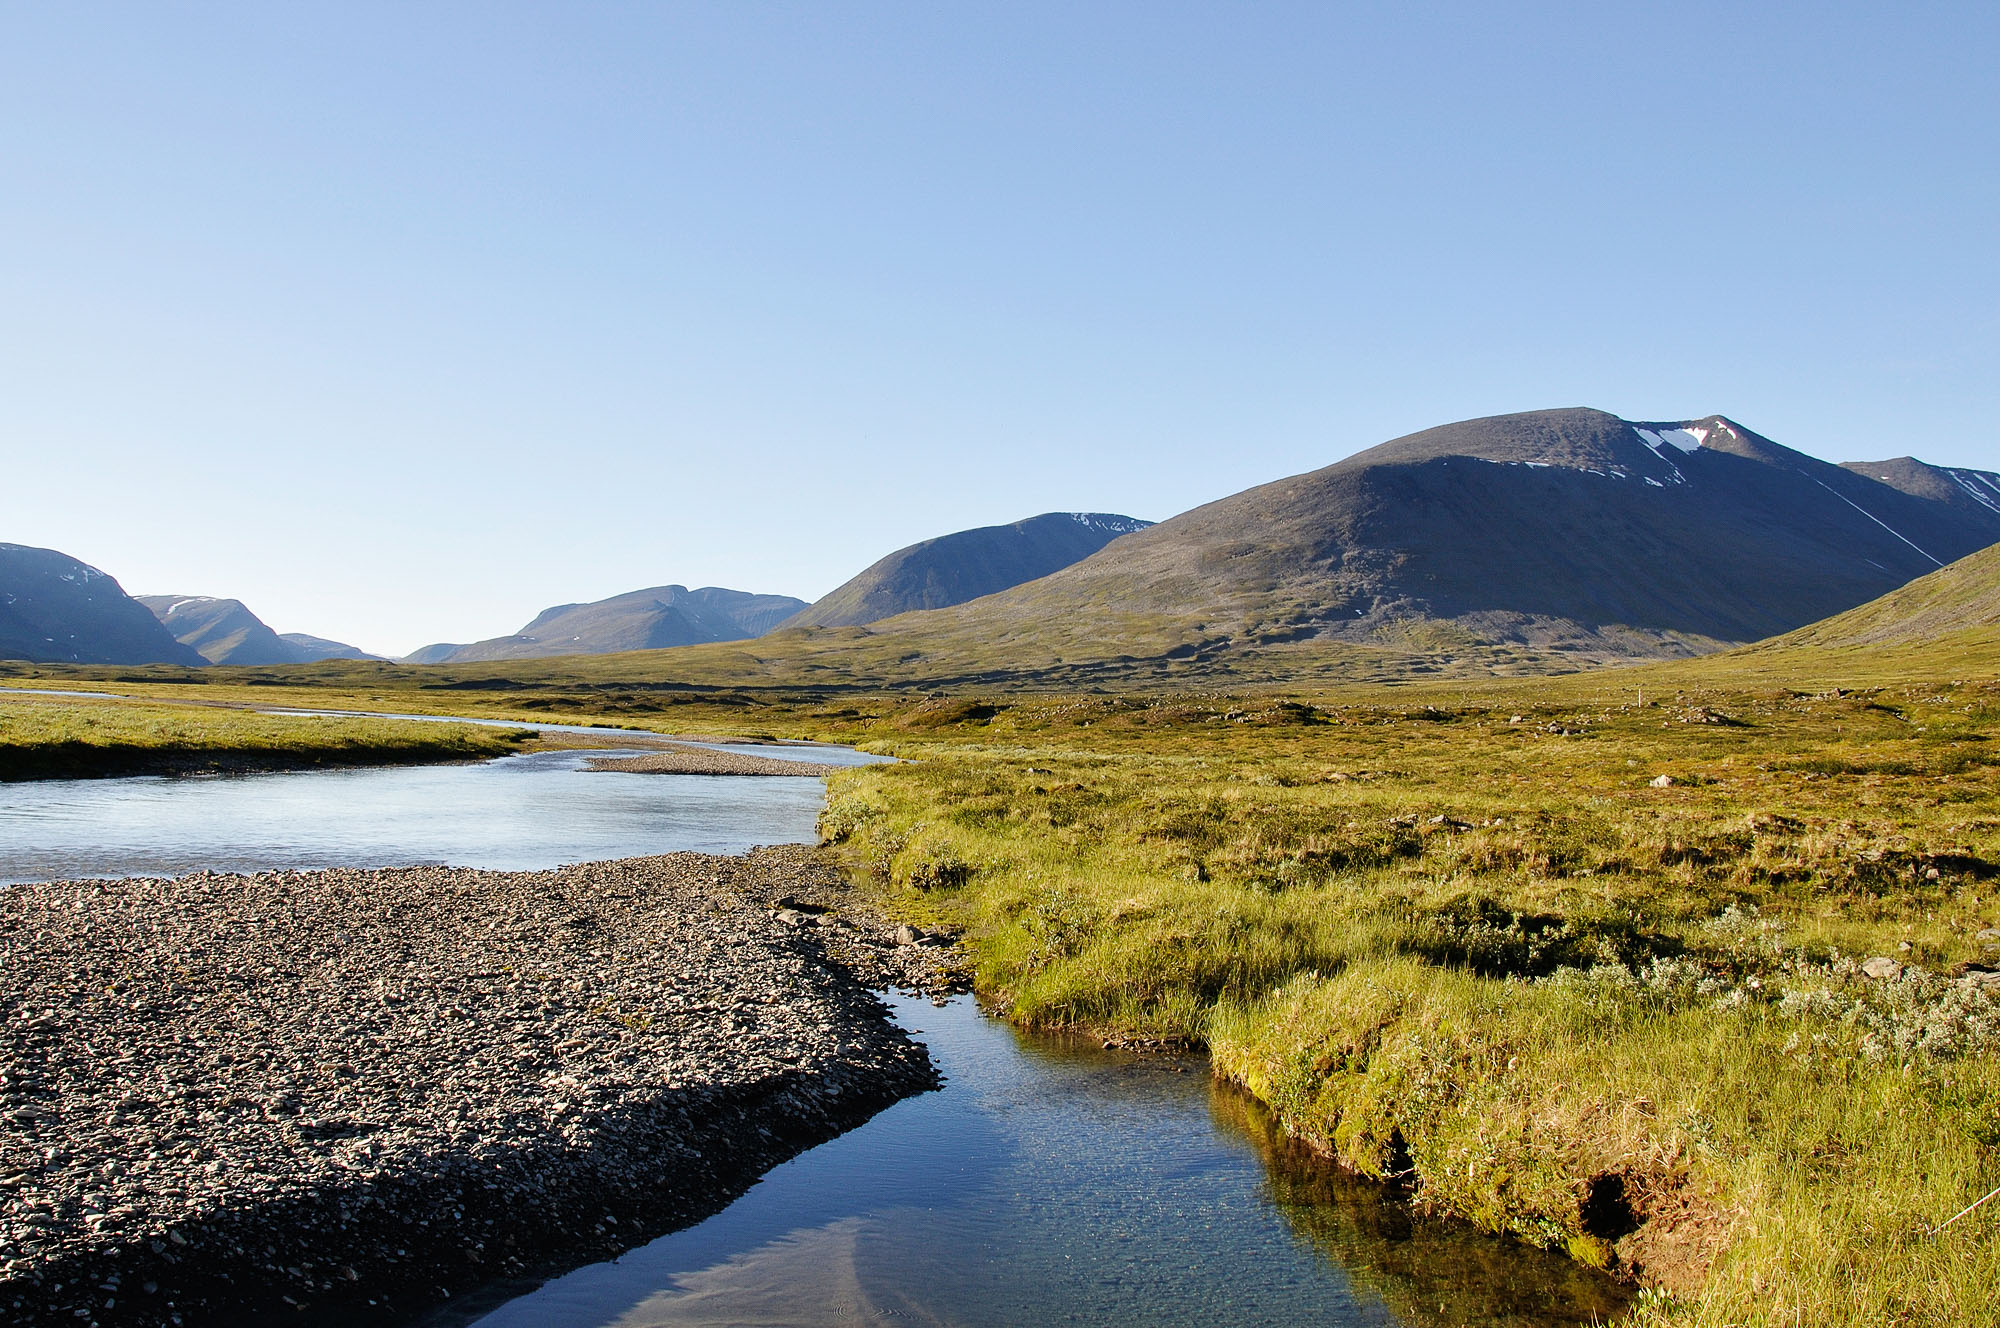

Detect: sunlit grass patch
820,671,2000,1324
0,696,529,779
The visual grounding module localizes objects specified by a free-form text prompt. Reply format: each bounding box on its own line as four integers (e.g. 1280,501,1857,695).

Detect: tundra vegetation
812,668,2000,1327
0,694,529,779
5,635,1998,1326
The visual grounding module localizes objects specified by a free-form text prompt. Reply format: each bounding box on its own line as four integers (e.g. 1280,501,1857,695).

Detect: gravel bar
0,846,941,1327
584,746,846,777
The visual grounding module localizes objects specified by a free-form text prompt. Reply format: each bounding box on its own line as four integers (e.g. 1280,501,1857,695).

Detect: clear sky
3,3,1994,657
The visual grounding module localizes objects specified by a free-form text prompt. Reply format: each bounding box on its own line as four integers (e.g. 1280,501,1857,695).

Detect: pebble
0,846,942,1327
584,747,845,777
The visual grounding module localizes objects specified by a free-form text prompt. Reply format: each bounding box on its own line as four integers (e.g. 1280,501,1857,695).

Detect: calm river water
2,732,1626,1326
0,741,875,884
456,990,1625,1328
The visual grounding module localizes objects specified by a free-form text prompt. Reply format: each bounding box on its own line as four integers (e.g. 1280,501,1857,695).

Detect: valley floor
8,657,1999,1325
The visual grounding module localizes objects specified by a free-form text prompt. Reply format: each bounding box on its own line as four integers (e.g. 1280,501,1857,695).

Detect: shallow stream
457,991,1625,1328
0,740,873,884
1,718,1626,1324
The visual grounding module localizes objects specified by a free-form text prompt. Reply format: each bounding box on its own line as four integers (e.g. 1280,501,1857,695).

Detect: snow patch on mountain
1811,479,1946,568
1634,425,1709,455
1948,469,2000,516
1068,513,1152,534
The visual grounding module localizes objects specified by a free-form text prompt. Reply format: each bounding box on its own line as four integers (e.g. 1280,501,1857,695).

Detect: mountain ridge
872,407,2000,665
783,511,1153,630
0,545,206,666
137,596,380,666
415,585,808,663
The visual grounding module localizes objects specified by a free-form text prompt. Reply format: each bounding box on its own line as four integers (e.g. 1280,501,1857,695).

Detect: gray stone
1861,956,1905,980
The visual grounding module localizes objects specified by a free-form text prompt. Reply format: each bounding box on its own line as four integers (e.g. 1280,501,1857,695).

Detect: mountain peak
783,511,1155,630
909,406,2000,668
421,585,807,663
0,545,205,666
138,595,377,665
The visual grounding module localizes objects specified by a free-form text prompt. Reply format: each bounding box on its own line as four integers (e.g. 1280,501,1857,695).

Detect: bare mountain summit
783,512,1153,629
415,585,808,663
868,408,2000,672
138,596,380,666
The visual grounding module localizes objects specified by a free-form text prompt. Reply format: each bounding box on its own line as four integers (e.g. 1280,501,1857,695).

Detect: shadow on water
447,994,1627,1328
1208,1085,1629,1328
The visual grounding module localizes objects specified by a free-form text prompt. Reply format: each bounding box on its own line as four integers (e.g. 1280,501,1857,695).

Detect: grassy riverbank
0,694,531,779
818,668,2000,1325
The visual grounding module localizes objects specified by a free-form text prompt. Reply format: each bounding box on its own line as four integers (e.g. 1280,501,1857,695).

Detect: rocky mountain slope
413,585,808,663
137,596,379,666
879,408,2000,667
1840,456,2000,525
0,545,206,666
783,512,1153,629
1758,540,2000,650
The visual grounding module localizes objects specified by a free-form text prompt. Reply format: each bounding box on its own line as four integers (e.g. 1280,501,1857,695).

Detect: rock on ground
0,846,939,1327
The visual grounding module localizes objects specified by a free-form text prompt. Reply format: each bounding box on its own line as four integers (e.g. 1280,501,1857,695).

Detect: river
1,720,1626,1326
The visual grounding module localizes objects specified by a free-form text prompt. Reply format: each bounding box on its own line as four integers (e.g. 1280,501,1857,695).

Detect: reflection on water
1212,1088,1628,1328
0,749,835,884
456,994,1624,1328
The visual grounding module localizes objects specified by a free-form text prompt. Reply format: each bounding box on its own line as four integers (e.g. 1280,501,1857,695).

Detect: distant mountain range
782,512,1152,629
406,586,809,663
7,409,1996,677
871,408,2000,669
0,544,204,666
137,596,380,666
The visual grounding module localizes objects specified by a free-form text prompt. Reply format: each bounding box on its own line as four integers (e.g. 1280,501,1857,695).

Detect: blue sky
3,3,1994,656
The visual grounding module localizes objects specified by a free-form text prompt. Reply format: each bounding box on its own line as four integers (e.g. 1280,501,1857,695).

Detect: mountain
401,642,468,665
278,632,382,663
0,545,206,666
137,596,380,666
783,512,1154,629
1761,540,2000,650
847,408,2000,671
415,585,809,663
1839,457,2000,525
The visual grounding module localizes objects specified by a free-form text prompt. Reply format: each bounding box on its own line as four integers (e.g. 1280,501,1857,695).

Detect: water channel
0,739,875,885
1,717,1627,1326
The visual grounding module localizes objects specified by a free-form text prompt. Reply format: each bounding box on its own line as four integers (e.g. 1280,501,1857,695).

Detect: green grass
814,672,2000,1324
0,695,532,779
